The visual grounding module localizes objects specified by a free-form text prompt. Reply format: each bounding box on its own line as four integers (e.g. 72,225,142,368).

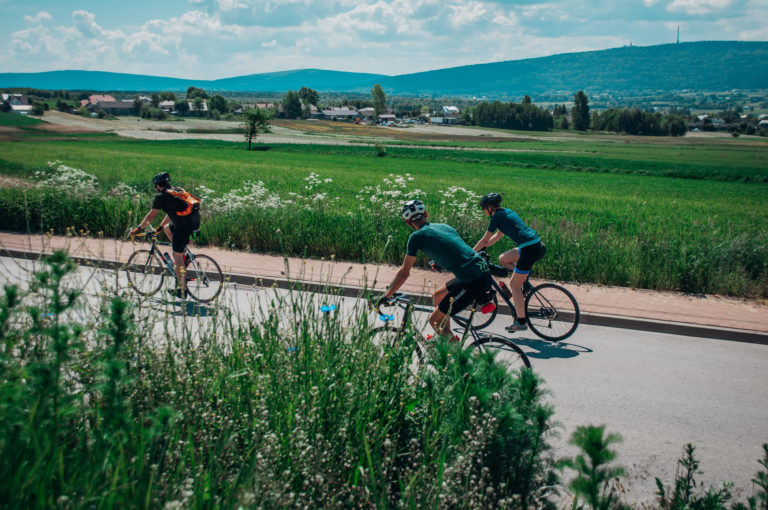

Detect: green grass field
0,112,45,128
0,134,766,297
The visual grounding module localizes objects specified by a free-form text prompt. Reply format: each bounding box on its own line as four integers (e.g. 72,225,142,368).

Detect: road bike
125,227,223,303
371,292,531,370
452,251,580,342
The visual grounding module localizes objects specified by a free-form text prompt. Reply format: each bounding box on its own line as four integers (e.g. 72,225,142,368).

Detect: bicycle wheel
472,336,531,370
525,283,580,342
454,292,498,331
125,249,165,296
185,254,223,303
368,326,425,367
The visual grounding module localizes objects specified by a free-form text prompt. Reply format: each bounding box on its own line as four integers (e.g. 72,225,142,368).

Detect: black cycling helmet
152,172,171,187
479,193,502,209
401,199,426,220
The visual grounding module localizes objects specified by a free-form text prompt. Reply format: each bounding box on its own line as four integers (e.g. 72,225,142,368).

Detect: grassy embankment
0,133,766,297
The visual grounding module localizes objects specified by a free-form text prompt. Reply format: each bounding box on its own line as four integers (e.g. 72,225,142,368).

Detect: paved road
1,255,765,506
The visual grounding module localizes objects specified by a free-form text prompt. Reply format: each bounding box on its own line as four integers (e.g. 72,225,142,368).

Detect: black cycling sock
518,317,527,325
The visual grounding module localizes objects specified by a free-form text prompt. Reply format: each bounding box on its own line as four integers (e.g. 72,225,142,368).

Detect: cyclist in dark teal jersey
473,193,546,332
383,200,492,341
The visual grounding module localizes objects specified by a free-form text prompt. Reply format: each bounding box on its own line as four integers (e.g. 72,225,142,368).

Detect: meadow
0,131,766,298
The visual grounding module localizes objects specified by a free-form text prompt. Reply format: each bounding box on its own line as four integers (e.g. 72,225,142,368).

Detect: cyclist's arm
157,215,171,229
473,230,503,251
384,255,416,299
137,208,162,229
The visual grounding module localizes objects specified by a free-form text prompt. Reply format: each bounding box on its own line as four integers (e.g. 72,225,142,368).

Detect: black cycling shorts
515,241,546,274
438,273,493,315
169,212,200,254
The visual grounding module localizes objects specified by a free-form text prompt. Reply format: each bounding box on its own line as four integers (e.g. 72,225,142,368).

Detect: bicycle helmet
401,199,426,220
152,172,171,187
479,193,502,209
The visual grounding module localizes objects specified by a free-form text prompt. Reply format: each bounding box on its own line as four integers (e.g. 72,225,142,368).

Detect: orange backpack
164,187,200,216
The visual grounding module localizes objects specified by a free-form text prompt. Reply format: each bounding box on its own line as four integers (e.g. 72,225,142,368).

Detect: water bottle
499,281,513,299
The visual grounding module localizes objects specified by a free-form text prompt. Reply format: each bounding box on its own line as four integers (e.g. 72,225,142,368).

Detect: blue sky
1,0,766,79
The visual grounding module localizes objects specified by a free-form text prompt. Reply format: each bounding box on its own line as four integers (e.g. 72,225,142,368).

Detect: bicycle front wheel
125,249,165,296
454,292,498,331
185,254,224,303
368,326,425,368
472,336,531,370
525,283,580,342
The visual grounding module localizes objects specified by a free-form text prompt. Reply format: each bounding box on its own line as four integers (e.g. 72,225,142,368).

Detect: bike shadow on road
507,334,592,361
160,298,217,317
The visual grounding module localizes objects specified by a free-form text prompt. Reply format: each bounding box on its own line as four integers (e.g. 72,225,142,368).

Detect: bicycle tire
471,335,531,370
125,249,165,297
185,254,224,303
525,283,580,342
454,292,498,331
368,326,425,367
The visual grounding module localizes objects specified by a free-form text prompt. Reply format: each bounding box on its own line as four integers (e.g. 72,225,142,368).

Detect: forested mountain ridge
1,41,765,97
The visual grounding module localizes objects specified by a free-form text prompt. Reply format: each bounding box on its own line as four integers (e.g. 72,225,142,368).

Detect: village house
319,106,358,121
1,93,33,115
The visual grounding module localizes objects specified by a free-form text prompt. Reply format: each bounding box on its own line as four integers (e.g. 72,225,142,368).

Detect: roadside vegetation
0,255,766,508
0,135,766,298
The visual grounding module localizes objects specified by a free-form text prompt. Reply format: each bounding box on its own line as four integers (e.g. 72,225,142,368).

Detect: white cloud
643,0,660,5
667,0,735,15
23,11,52,24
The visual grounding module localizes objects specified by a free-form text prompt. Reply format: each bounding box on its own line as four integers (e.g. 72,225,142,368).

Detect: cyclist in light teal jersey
473,193,546,332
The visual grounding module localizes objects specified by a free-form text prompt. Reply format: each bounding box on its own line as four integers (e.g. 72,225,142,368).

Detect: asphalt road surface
1,255,765,506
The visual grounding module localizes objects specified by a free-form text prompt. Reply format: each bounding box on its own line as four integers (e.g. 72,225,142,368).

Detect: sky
1,0,767,79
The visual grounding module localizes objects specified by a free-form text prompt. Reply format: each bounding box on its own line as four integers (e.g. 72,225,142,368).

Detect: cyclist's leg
432,280,462,341
509,242,544,325
164,223,173,244
499,247,520,271
171,227,192,293
436,276,492,340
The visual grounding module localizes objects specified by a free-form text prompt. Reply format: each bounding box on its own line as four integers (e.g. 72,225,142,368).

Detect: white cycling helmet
401,199,426,220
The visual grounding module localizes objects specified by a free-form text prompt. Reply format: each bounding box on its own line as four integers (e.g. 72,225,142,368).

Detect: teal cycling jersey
488,208,539,247
407,223,489,282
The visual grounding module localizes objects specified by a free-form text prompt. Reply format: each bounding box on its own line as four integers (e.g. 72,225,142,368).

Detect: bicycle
125,227,224,303
371,292,531,370
453,251,580,342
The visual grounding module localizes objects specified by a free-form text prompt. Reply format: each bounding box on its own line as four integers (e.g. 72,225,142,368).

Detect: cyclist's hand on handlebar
129,225,143,238
428,260,443,272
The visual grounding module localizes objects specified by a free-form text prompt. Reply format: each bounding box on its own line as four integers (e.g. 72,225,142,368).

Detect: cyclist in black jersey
382,200,492,341
473,193,546,332
131,172,201,299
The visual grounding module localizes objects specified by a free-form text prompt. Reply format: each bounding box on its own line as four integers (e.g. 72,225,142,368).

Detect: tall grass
0,253,558,508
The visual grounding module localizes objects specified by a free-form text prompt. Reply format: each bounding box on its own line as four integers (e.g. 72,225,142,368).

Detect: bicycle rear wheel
454,292,498,331
525,283,580,342
125,249,165,296
185,254,223,303
471,336,531,370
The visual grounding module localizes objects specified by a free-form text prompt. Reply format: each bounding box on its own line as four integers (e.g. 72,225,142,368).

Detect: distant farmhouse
1,93,32,115
430,106,460,125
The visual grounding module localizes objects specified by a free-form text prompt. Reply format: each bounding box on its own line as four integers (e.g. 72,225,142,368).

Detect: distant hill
1,41,766,97
376,41,768,96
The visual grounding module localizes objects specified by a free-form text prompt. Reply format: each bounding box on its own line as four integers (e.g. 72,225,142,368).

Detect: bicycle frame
131,230,202,283
380,294,484,345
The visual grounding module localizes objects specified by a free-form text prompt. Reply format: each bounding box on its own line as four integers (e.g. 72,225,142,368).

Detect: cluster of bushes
590,108,688,136
468,96,554,131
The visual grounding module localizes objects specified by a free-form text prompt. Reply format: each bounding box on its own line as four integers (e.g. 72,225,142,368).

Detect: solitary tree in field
242,106,272,150
572,91,590,130
371,83,386,117
298,86,319,118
